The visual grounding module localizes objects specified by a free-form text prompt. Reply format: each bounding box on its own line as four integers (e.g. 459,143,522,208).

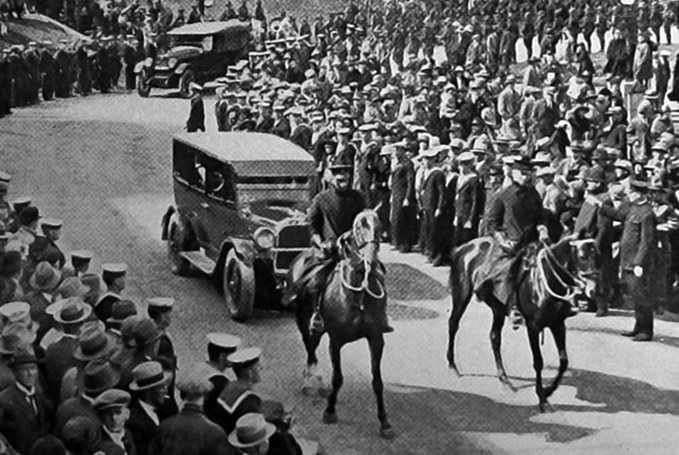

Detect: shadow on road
382,367,679,450
385,263,449,301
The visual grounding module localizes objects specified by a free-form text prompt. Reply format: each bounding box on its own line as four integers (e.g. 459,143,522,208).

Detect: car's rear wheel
178,69,195,99
223,249,255,322
137,71,151,97
166,214,191,275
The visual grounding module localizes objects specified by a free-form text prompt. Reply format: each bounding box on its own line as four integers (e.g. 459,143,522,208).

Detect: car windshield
170,35,208,48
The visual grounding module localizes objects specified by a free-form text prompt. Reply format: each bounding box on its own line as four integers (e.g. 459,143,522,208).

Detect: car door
172,144,212,248
200,158,245,258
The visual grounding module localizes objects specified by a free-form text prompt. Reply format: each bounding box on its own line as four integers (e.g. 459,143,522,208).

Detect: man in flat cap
151,364,231,455
93,389,136,455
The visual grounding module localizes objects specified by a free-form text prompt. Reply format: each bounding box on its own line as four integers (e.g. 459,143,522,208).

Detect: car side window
173,144,204,190
204,158,236,205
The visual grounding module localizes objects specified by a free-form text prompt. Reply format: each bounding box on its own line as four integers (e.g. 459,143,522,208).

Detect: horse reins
532,242,584,303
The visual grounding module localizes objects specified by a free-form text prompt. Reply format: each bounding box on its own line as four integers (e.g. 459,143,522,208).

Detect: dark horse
447,235,587,411
286,210,394,439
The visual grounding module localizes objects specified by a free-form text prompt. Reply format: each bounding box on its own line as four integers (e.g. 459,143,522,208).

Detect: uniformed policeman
595,180,656,341
29,217,66,269
186,82,205,133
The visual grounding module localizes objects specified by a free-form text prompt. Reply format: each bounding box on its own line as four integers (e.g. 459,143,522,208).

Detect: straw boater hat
129,361,168,391
54,298,92,325
228,413,276,449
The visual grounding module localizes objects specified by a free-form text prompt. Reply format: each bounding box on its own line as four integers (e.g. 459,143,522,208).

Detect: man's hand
538,225,550,243
633,266,643,278
403,199,410,207
435,208,441,218
464,220,472,229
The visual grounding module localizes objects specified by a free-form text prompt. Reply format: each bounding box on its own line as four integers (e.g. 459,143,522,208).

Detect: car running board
180,251,216,275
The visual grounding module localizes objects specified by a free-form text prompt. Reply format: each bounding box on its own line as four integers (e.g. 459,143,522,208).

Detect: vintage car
161,132,315,321
136,20,251,98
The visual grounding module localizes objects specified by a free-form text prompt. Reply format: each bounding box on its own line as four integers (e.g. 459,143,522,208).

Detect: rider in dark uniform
485,156,574,328
296,159,392,335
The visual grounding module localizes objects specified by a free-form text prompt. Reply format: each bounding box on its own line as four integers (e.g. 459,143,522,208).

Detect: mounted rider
291,158,393,335
483,156,577,328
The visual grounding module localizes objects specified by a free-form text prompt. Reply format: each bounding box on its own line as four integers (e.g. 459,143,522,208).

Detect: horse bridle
532,241,586,303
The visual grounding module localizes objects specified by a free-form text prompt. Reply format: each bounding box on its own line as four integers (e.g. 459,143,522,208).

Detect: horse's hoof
380,426,396,440
540,401,554,413
449,364,462,378
323,411,338,424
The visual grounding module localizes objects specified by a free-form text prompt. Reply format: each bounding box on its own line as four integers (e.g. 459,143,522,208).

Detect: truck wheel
223,249,255,322
166,214,192,275
137,72,151,97
178,69,195,99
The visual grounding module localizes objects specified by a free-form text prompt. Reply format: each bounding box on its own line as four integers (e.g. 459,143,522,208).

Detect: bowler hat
0,251,22,275
9,344,41,367
107,300,137,325
133,319,161,347
74,322,115,361
228,413,276,449
83,359,121,396
29,262,61,292
129,361,168,391
0,323,34,355
19,206,40,226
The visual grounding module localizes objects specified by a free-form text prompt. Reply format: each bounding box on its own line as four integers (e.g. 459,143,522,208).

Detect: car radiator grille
274,224,311,272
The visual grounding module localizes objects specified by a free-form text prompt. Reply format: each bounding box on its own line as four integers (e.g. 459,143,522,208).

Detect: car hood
163,46,203,60
247,199,308,224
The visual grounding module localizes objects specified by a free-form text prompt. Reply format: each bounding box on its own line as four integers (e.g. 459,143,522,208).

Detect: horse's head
349,210,381,266
547,233,592,294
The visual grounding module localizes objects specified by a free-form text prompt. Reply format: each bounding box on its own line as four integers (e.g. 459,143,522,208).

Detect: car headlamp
254,227,275,250
167,58,178,69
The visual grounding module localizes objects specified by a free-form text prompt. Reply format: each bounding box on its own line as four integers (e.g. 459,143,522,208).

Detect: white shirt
139,400,160,426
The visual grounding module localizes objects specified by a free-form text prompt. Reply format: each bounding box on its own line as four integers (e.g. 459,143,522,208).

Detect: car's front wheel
166,214,192,275
178,69,195,99
223,249,255,322
137,71,151,97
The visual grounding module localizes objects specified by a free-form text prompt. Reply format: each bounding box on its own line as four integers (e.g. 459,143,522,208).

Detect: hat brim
9,356,43,367
73,333,115,361
84,369,121,396
129,370,171,391
29,271,61,292
228,423,276,449
54,305,93,325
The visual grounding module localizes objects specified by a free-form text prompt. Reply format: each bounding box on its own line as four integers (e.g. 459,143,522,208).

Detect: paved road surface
2,92,679,454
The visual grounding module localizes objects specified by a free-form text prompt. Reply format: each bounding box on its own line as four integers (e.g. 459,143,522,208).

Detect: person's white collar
139,399,160,426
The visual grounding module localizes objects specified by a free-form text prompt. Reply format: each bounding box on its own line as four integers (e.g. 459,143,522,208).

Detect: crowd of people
0,177,307,453
180,0,679,340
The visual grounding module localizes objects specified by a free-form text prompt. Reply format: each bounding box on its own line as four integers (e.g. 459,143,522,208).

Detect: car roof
168,20,249,36
173,132,316,177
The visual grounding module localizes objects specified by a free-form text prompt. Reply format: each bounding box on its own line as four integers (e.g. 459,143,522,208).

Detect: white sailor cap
147,297,174,309
227,347,261,368
102,263,128,275
71,250,94,261
207,332,242,351
41,218,63,229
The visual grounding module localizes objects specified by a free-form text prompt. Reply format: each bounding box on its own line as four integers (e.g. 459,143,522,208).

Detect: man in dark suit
128,361,173,455
389,142,416,253
453,152,481,247
419,146,447,263
186,83,206,133
150,365,231,455
146,298,178,416
44,297,91,403
117,319,161,390
0,345,51,454
271,103,291,138
55,358,120,437
94,389,137,455
28,217,66,269
25,261,61,343
39,41,56,101
253,101,274,133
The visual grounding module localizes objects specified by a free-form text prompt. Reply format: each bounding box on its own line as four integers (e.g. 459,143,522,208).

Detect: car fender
214,238,256,277
160,206,176,240
134,61,146,74
175,63,190,75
